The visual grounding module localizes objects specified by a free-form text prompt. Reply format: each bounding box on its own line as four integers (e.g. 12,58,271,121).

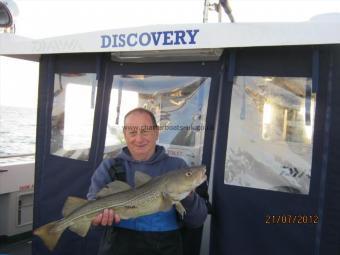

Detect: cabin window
0,56,38,162
50,73,98,161
104,75,211,166
225,76,315,194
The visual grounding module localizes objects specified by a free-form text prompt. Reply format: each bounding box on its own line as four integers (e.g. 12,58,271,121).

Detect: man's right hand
91,208,121,226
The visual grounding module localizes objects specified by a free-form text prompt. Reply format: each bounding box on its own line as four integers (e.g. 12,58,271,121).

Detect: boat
1,0,340,254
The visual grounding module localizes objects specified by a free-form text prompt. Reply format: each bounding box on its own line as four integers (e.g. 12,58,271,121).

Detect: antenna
203,0,235,23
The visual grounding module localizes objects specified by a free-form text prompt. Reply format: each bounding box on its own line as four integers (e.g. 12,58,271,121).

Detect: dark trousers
98,227,183,255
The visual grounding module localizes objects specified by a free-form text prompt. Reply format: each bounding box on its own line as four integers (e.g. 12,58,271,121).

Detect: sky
1,0,340,108
11,0,340,38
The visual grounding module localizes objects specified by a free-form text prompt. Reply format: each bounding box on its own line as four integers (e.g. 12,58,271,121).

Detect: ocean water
0,106,37,157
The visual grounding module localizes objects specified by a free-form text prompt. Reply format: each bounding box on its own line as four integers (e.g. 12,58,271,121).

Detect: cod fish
34,165,207,251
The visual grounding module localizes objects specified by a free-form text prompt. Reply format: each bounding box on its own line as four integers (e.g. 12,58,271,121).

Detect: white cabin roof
1,22,340,61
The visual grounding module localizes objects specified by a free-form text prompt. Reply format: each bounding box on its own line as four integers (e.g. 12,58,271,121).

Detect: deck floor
0,239,31,255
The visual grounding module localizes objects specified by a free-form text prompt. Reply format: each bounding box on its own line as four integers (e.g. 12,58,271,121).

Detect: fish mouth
199,173,207,185
196,168,207,186
200,167,207,182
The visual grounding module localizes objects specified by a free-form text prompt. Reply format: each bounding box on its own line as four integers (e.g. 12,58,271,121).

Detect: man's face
123,112,159,161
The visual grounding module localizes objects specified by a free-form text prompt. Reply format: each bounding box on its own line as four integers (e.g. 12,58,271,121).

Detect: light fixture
0,0,18,33
262,102,273,140
263,102,273,125
111,48,223,63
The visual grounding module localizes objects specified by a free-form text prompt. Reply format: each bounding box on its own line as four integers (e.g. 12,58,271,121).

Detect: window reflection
50,73,97,160
104,75,211,166
225,76,315,194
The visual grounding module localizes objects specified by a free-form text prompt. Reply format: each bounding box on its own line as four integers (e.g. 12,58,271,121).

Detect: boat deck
0,238,32,255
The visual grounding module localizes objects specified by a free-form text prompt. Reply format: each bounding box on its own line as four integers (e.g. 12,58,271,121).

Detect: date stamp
265,215,319,224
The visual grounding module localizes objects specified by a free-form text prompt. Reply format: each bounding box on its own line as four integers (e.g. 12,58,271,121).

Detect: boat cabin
1,21,340,255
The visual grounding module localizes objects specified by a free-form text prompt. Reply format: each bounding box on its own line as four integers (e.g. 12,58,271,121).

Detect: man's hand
91,209,121,226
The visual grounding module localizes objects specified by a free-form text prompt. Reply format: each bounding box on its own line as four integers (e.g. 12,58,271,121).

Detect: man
87,107,208,255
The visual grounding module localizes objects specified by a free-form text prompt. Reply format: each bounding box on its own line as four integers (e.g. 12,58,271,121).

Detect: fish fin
159,192,174,212
96,181,131,198
62,196,87,217
175,202,186,218
69,219,92,237
33,220,65,251
134,171,152,188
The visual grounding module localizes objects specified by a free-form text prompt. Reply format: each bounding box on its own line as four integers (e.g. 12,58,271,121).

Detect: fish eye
185,171,193,177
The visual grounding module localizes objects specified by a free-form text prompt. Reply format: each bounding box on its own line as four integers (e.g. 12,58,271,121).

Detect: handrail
0,153,35,159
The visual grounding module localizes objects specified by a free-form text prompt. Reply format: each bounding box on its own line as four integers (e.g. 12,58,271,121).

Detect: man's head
123,108,159,161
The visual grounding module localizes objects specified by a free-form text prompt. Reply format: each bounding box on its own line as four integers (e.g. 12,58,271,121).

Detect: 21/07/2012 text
265,215,319,224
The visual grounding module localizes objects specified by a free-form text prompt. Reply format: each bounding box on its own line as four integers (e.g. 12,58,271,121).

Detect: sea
0,105,36,158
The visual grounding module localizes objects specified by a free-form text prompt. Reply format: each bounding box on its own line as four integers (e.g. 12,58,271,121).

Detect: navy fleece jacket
87,145,207,228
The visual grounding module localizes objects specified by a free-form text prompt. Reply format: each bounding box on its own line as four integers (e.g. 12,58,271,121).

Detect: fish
33,165,207,251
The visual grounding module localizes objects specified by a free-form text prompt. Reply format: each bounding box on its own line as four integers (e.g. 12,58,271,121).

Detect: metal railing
0,153,35,159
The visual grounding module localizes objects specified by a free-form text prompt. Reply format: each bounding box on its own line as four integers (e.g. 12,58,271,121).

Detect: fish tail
33,220,66,251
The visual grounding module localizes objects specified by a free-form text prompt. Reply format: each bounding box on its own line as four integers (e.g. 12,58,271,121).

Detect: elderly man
87,107,208,255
